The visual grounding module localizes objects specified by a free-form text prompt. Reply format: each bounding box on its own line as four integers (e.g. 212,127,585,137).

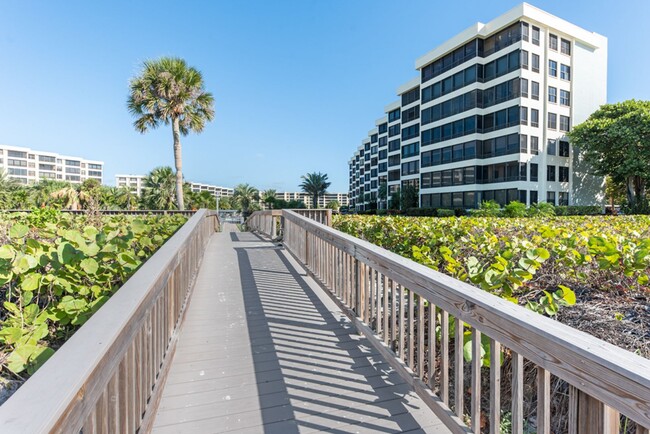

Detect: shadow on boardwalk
234,231,444,433
152,227,447,433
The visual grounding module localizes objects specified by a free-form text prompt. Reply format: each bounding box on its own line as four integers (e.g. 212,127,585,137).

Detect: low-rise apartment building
0,144,103,185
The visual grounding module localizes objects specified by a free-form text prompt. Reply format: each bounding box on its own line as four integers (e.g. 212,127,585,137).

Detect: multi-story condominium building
115,175,233,198
270,191,350,209
0,145,103,185
190,183,234,197
348,3,607,211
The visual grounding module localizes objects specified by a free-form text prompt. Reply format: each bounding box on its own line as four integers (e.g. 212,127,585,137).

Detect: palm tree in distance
233,184,260,215
128,57,215,210
142,166,177,210
262,189,277,209
51,186,89,210
300,172,331,209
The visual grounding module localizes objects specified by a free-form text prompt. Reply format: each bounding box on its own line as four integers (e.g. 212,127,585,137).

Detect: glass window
371,134,378,143
532,54,540,72
520,106,528,125
548,86,557,103
531,163,538,181
531,136,539,155
560,115,571,132
549,60,558,77
559,166,569,182
520,134,528,153
378,123,387,134
388,109,401,122
560,64,571,81
521,50,529,69
549,34,558,51
531,81,539,100
547,191,556,205
531,109,539,127
547,139,557,155
389,125,400,137
548,112,557,129
532,26,540,45
520,78,528,97
547,165,556,182
521,22,529,41
559,140,570,157
465,141,476,159
561,39,571,55
560,90,570,106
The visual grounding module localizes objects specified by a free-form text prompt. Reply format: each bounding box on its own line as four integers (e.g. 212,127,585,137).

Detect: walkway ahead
152,224,450,434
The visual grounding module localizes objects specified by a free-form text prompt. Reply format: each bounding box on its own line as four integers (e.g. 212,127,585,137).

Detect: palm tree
142,166,177,210
300,172,331,209
233,184,259,215
51,186,89,210
128,57,215,210
262,189,277,209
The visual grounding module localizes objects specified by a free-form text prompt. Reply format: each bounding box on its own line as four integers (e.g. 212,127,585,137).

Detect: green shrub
527,202,556,217
437,209,455,217
471,200,501,217
503,201,527,218
405,208,436,217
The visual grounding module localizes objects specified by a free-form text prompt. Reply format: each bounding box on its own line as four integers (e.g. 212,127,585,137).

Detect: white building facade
115,175,233,198
0,145,103,185
349,3,607,211
271,192,350,209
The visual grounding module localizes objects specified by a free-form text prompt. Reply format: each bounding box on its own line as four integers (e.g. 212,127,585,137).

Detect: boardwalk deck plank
152,224,450,433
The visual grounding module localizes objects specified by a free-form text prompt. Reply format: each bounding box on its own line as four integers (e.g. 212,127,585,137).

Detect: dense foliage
0,210,187,375
569,99,650,213
334,215,650,315
0,169,219,212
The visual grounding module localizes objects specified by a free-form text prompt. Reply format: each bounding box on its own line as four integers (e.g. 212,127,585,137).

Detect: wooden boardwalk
152,224,450,433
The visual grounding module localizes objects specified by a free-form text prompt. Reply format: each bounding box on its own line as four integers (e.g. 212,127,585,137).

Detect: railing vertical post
569,388,620,434
271,216,277,238
354,257,361,316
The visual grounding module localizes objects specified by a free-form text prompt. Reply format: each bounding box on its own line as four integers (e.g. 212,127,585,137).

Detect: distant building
0,144,103,185
189,183,234,197
115,174,146,195
348,3,607,211
267,191,350,209
115,175,233,198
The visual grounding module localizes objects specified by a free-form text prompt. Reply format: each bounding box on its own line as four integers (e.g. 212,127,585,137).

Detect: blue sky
1,0,648,192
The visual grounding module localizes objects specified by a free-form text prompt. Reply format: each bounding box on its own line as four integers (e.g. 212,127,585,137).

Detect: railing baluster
391,279,397,348
489,339,501,434
398,285,405,361
455,317,464,418
441,310,449,406
369,268,375,326
408,289,415,370
512,351,524,434
428,303,436,389
537,366,551,434
471,328,481,433
418,295,424,378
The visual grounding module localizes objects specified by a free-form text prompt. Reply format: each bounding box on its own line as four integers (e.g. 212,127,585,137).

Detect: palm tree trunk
172,117,185,210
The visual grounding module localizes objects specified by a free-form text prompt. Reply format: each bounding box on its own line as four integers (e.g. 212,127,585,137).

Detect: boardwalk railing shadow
234,230,439,433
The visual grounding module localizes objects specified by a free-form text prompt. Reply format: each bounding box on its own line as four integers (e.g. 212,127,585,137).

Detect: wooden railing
247,208,332,238
0,209,219,433
278,210,650,434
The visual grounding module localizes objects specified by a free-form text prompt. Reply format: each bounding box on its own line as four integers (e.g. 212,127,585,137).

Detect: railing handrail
0,209,218,433
281,209,650,427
